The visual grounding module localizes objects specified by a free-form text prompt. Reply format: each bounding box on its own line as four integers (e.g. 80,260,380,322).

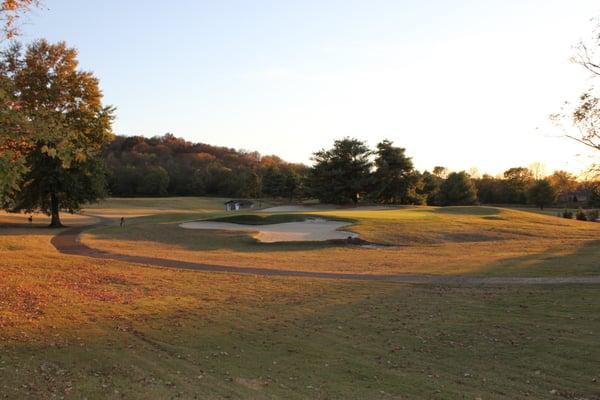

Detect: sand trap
179,218,358,243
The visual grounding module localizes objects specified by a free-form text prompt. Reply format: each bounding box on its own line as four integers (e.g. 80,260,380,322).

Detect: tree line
305,138,600,209
103,134,308,199
1,8,599,226
101,135,600,210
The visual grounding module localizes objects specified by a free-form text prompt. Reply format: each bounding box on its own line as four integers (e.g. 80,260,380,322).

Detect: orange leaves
0,0,40,39
0,136,32,160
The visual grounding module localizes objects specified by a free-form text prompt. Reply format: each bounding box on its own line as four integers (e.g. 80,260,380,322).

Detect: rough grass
3,200,600,398
84,204,600,277
1,222,600,399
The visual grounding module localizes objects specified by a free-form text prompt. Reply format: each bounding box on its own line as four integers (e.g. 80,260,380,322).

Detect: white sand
179,218,358,243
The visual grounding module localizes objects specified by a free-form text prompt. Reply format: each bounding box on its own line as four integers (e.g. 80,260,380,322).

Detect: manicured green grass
86,196,232,210
209,213,353,225
84,203,600,277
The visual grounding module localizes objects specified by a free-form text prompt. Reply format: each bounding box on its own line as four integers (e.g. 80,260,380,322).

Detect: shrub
586,209,599,222
562,209,573,219
576,208,587,221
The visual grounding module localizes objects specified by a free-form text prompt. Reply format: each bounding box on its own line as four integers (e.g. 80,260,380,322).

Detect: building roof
224,199,254,205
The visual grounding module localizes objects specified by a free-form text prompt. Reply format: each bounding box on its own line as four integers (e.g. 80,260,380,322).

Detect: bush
586,209,599,222
562,209,573,219
576,208,587,221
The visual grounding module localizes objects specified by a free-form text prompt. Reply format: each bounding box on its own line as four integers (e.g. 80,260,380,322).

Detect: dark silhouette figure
28,215,33,224
120,217,125,228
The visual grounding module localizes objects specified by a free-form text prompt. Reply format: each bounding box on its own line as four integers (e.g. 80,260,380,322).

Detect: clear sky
17,0,600,175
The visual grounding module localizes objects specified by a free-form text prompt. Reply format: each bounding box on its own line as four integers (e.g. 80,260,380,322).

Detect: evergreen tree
372,139,424,204
438,171,478,206
527,179,557,210
308,138,372,205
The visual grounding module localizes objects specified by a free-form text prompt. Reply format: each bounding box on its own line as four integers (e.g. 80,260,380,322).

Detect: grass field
83,201,600,277
2,198,600,399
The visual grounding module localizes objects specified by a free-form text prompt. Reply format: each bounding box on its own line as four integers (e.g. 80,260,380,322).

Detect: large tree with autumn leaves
1,40,114,226
0,0,39,203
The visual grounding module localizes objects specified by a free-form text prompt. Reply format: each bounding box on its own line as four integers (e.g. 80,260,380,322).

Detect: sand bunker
179,218,358,243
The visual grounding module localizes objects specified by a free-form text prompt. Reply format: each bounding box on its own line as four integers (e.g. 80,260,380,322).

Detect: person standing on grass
120,217,125,228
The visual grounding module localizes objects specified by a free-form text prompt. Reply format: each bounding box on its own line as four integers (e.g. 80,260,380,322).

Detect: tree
371,139,423,204
0,1,41,201
432,166,449,179
569,92,600,154
2,40,114,226
138,166,169,196
503,167,533,204
0,83,31,203
582,180,600,207
547,170,578,198
559,18,600,174
572,18,600,78
527,179,556,210
236,169,261,198
261,165,286,197
308,138,372,205
474,174,503,204
438,171,478,206
1,0,40,40
420,170,442,205
102,134,310,199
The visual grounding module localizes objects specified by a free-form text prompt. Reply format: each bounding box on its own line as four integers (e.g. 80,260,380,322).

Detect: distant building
558,189,589,205
224,200,254,211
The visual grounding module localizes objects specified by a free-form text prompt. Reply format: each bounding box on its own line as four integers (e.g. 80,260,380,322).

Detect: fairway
82,200,600,277
2,198,600,399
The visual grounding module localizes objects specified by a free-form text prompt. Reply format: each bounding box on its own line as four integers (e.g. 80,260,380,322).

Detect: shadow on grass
4,283,600,399
0,224,77,235
207,213,355,225
431,206,501,216
472,239,600,277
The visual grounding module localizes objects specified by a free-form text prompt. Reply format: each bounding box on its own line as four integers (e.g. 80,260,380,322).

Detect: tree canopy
1,40,114,226
1,0,40,39
308,138,372,205
371,139,424,204
527,179,557,210
438,171,478,206
103,134,309,199
563,19,600,174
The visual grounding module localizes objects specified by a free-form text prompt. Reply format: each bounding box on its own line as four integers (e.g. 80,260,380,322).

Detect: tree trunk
49,192,63,228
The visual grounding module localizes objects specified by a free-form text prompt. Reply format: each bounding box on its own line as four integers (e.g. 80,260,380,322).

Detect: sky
16,0,600,175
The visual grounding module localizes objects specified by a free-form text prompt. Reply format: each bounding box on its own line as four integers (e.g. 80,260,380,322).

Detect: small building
558,189,589,205
224,199,254,211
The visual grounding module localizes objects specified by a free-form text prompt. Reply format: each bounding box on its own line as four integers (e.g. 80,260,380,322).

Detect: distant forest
103,134,600,208
103,134,308,199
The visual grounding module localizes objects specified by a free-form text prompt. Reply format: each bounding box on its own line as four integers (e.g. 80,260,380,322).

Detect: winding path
50,218,600,285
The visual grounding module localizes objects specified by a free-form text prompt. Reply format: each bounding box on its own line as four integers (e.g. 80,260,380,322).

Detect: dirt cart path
50,218,600,285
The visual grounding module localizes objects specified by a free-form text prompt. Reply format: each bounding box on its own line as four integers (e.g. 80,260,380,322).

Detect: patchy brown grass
2,201,600,398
